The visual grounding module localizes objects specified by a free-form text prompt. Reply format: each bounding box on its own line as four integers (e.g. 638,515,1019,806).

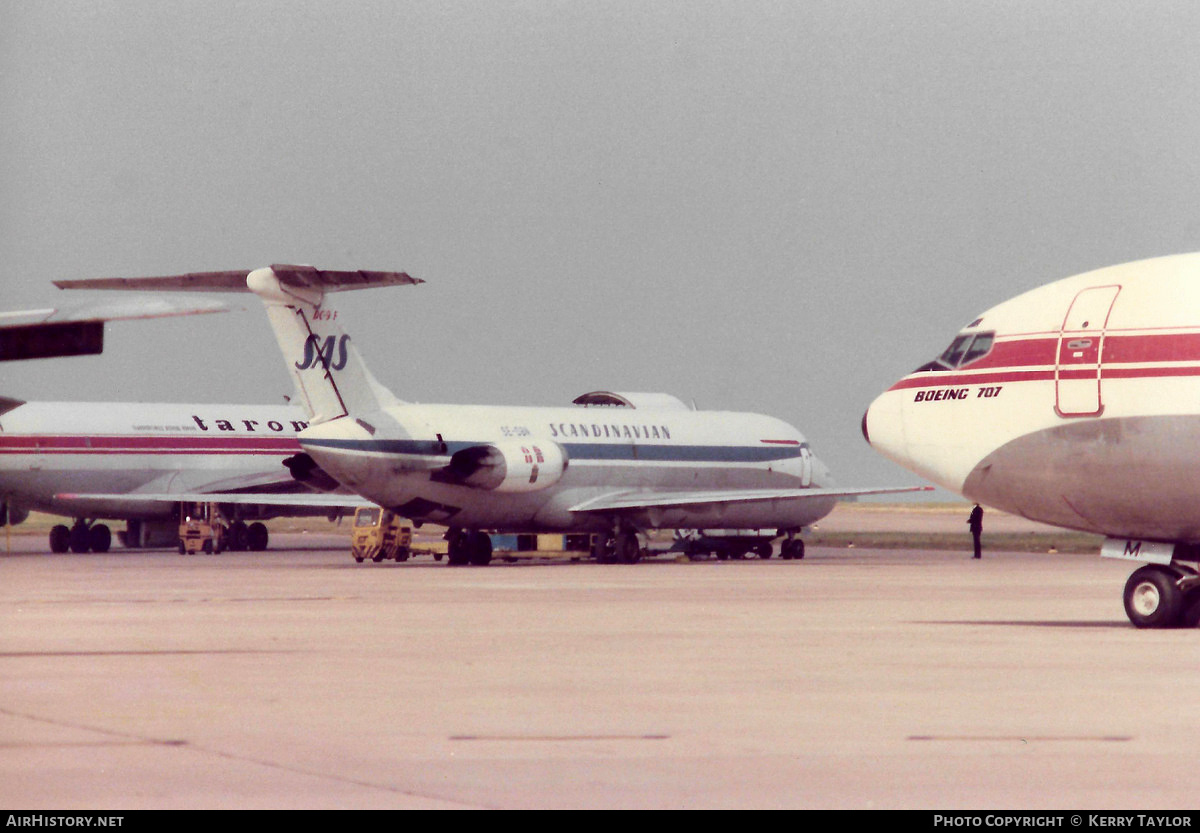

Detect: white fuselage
0,401,311,521
864,252,1200,542
299,402,835,532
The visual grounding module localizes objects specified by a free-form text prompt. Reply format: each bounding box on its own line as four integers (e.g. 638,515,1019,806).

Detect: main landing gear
49,520,111,554
446,529,493,566
592,528,643,564
779,530,805,560
1122,562,1200,629
225,520,269,552
779,539,805,560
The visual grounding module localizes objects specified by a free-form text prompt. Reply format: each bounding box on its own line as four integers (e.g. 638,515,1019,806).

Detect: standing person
968,504,984,559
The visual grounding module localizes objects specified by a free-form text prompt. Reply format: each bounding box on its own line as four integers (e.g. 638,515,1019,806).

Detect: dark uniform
968,504,984,559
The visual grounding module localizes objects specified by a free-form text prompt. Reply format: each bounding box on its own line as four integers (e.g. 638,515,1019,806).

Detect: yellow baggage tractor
351,506,413,563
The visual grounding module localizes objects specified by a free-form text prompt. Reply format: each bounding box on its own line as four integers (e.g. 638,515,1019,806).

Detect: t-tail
245,266,408,423
55,264,423,424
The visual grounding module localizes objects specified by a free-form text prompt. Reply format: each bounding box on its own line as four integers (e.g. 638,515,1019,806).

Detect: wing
0,296,231,361
569,485,932,513
54,491,373,509
53,468,374,512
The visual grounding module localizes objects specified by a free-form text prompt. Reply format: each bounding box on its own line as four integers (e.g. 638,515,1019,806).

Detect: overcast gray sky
4,1,1200,493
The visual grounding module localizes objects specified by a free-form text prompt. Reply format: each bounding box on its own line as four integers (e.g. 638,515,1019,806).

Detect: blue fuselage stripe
300,438,804,464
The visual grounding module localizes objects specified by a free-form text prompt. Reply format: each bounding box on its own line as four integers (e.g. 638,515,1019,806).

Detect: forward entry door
1055,285,1120,417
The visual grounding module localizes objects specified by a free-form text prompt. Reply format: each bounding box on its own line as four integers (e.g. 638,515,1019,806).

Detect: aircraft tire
89,524,111,553
1182,591,1200,628
228,521,248,552
49,524,71,553
615,532,640,564
246,522,268,551
755,542,772,559
69,523,90,553
592,535,615,564
446,530,468,565
1123,566,1183,628
467,531,493,566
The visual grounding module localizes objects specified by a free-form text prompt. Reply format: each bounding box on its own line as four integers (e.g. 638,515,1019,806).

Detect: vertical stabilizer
55,264,420,424
246,266,403,423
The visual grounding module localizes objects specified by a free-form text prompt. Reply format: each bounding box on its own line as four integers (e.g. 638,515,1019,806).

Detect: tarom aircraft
862,251,1200,628
59,264,924,565
0,398,368,553
0,293,366,552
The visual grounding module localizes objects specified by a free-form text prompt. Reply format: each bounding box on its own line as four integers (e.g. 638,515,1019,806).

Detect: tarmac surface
2,507,1198,809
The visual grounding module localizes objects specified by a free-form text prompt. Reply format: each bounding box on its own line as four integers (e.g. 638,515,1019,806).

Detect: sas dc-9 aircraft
59,264,923,565
864,252,1200,628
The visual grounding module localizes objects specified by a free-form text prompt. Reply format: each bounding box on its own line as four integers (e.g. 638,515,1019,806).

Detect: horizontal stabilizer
569,485,933,513
55,265,422,294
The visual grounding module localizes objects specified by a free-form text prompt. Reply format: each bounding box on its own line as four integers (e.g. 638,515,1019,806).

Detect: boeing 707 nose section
863,252,1200,627
862,373,977,497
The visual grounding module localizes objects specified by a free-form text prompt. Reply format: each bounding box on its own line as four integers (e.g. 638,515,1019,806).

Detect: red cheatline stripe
889,331,1200,391
889,364,1200,391
0,435,302,454
889,370,1055,390
759,439,801,445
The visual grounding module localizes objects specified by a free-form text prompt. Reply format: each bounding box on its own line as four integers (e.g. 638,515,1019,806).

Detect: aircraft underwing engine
441,441,567,493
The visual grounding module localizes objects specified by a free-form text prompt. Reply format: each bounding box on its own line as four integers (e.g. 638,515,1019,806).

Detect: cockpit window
961,332,994,365
920,331,995,372
939,335,971,367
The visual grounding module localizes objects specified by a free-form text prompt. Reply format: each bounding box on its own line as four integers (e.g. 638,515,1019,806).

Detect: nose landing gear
1121,560,1200,629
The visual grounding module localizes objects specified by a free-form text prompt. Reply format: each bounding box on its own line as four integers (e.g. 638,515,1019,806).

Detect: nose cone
861,389,905,463
862,383,976,496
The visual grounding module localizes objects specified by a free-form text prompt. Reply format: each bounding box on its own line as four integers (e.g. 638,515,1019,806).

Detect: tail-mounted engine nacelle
441,441,568,493
282,453,343,492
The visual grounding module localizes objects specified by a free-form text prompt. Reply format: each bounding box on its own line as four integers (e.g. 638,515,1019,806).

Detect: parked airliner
0,291,367,552
863,251,1200,628
0,399,367,552
59,265,923,565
